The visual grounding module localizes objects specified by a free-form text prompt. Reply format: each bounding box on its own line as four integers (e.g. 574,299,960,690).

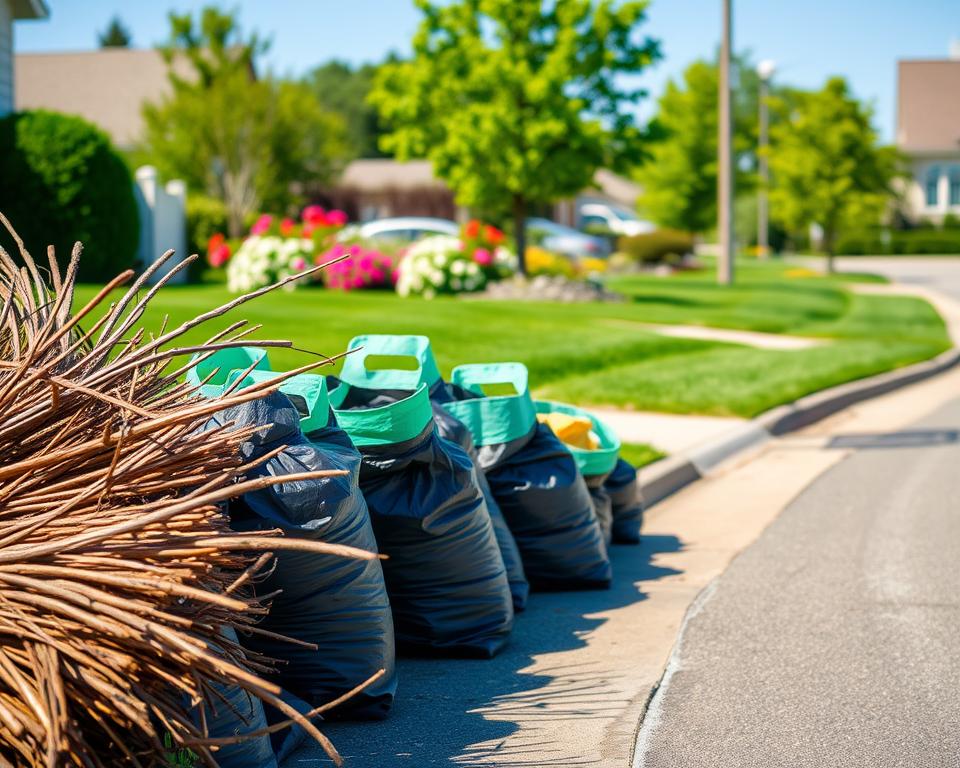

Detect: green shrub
186,194,229,256
618,229,695,265
893,230,960,255
836,229,960,256
0,110,139,281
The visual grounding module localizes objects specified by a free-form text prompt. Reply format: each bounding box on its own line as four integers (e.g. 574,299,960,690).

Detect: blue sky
14,0,960,141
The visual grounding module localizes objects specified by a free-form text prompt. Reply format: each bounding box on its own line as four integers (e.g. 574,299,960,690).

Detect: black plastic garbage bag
342,334,529,612
205,368,397,722
200,626,278,768
443,364,611,590
533,400,623,546
605,457,645,544
329,359,513,657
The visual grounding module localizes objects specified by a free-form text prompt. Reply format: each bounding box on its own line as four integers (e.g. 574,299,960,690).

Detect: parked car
577,201,655,237
527,218,612,258
351,217,459,244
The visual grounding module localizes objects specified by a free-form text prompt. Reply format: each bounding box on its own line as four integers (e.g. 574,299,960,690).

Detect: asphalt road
835,256,960,301
633,396,960,768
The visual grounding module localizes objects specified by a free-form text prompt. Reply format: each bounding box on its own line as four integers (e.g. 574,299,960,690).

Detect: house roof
340,159,441,190
338,159,641,206
10,0,48,20
14,49,190,148
897,59,960,153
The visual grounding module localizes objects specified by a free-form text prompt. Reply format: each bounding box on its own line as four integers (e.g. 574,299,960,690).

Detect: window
949,166,960,207
925,165,941,207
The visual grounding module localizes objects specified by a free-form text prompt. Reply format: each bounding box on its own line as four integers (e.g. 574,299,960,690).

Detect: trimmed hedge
0,110,139,281
186,194,229,257
618,229,695,265
836,229,960,256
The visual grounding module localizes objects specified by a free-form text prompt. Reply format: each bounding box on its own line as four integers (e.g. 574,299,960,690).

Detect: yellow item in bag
537,412,600,450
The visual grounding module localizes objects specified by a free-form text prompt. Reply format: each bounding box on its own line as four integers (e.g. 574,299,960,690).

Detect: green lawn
74,258,950,418
618,442,667,469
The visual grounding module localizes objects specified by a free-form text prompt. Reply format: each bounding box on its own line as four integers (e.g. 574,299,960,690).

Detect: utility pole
717,0,734,285
757,60,776,259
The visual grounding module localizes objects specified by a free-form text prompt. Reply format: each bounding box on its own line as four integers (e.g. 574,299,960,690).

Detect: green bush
618,229,695,265
837,229,960,256
185,194,229,256
0,110,139,281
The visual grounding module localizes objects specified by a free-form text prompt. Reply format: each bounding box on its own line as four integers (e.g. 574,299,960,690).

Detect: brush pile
0,215,363,767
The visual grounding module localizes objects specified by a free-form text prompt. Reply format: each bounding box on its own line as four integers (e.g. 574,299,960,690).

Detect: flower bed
396,234,514,298
322,243,398,291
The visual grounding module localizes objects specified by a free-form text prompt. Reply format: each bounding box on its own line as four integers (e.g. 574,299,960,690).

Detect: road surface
635,258,960,767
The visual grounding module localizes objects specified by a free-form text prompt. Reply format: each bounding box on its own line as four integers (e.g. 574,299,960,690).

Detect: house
15,48,190,149
897,55,960,223
0,0,48,115
322,158,641,224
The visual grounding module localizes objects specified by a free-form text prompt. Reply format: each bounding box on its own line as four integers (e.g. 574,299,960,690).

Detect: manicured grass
74,257,950,418
618,442,667,469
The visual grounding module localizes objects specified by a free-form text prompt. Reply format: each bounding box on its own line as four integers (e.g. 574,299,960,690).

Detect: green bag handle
226,370,330,435
534,399,621,477
330,381,434,447
187,346,270,399
339,334,441,392
443,362,537,447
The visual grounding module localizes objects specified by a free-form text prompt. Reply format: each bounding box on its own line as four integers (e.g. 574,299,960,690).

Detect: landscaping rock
474,274,624,303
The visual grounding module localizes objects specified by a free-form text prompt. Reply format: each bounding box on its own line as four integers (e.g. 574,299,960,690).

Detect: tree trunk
823,227,836,274
513,195,528,276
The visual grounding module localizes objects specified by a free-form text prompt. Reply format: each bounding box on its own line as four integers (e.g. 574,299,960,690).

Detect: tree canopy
635,53,766,233
97,16,132,48
767,77,900,270
370,0,660,271
307,59,391,159
141,7,349,235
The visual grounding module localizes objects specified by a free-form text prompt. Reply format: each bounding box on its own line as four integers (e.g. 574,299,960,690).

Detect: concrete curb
638,346,960,508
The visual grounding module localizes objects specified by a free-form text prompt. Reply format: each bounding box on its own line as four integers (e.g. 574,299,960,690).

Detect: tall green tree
307,59,390,158
370,0,660,272
98,16,132,48
635,54,765,233
767,77,900,272
141,7,349,235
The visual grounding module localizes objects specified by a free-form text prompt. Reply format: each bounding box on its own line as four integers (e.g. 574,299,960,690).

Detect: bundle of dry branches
0,214,365,767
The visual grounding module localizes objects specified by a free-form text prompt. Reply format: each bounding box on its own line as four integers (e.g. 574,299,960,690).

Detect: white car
578,202,655,237
352,217,459,243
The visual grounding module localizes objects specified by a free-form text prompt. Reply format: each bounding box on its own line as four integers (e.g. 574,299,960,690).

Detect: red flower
280,217,296,236
485,224,505,245
464,219,481,239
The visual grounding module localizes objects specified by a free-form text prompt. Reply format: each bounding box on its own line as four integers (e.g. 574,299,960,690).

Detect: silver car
527,217,612,258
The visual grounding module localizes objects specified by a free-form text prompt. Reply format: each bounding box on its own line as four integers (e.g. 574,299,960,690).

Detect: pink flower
473,248,492,266
208,243,230,268
303,205,327,225
359,255,374,271
349,244,361,256
280,217,296,236
350,276,365,289
390,268,400,283
291,256,307,271
370,268,385,282
251,214,273,236
326,209,348,226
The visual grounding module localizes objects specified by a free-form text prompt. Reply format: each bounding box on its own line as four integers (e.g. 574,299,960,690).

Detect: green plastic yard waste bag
341,334,529,611
219,368,396,723
329,359,513,657
534,400,621,544
443,363,611,590
186,345,269,398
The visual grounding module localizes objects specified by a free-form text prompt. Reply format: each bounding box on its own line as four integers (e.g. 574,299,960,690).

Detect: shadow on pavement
827,429,959,450
283,534,682,767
